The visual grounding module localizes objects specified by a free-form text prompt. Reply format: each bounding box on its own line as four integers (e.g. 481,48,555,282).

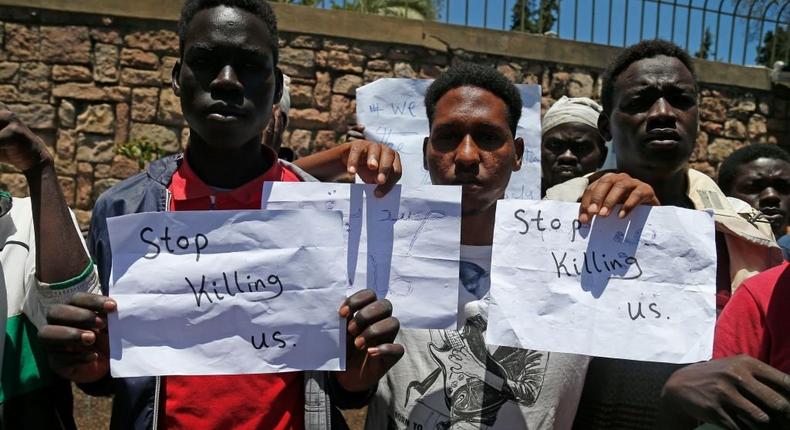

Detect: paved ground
72,385,367,429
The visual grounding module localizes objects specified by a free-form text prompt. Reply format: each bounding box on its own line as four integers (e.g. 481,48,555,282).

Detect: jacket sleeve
326,373,377,410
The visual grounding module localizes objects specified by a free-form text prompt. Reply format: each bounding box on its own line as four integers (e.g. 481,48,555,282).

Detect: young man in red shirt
38,1,403,428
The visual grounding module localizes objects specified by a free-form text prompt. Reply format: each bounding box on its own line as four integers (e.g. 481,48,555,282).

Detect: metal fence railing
278,0,790,67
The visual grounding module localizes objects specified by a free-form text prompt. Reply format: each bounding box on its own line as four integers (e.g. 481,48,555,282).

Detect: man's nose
758,186,782,207
556,148,578,164
646,98,676,128
455,135,481,167
210,65,243,93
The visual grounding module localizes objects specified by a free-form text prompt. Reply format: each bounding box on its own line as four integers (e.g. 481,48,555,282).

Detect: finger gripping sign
486,200,717,364
107,209,347,377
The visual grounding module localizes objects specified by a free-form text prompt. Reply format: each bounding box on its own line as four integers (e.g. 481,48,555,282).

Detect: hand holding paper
40,292,117,383
337,289,404,392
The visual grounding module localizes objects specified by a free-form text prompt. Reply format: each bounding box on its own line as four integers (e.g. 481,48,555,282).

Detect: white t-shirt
366,245,589,430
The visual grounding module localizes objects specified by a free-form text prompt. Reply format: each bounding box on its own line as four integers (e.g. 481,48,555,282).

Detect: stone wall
0,4,787,230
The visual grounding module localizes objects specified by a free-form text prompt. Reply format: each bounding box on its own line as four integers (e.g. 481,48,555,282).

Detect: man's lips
206,104,246,121
644,129,682,148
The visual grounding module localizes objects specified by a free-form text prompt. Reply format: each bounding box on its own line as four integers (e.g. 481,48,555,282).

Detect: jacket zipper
153,189,171,430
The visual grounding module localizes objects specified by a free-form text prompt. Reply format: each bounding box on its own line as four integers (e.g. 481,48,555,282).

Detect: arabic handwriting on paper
486,200,717,364
355,78,542,199
107,209,347,377
263,182,462,330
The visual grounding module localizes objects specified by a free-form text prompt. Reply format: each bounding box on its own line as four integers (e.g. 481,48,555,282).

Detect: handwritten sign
263,182,462,329
106,210,347,377
356,78,541,199
486,200,717,363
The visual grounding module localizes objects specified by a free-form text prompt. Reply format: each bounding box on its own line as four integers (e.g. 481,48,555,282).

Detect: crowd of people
1,0,788,429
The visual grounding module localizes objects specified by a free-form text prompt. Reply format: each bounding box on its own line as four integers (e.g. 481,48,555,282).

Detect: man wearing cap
540,96,607,196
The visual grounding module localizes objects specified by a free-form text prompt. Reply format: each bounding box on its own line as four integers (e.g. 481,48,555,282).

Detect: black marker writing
140,226,208,261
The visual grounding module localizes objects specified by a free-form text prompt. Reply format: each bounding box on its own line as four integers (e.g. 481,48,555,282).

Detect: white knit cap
541,96,602,136
279,74,291,115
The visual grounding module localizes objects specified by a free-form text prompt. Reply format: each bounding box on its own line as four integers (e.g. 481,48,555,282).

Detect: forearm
293,143,350,182
25,161,90,283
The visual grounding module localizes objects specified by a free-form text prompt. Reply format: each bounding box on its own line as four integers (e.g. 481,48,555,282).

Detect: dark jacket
84,154,368,430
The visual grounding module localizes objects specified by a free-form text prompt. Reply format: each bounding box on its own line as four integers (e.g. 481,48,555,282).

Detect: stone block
363,70,392,84
700,97,727,123
58,176,76,206
56,129,77,160
129,122,180,153
121,48,159,69
90,28,122,45
419,64,443,79
160,56,178,84
77,104,115,135
7,103,55,130
324,39,349,52
367,60,391,72
124,30,179,53
157,87,183,125
314,130,337,152
280,47,315,67
121,68,162,86
0,173,28,196
329,95,355,133
288,108,330,130
18,63,51,102
691,131,708,162
290,35,321,49
115,103,130,145
708,138,743,163
723,118,747,139
52,65,92,82
316,50,364,73
59,100,76,128
76,133,116,163
388,47,415,61
497,63,521,82
41,26,91,64
52,83,130,102
748,115,768,138
111,154,140,179
131,87,159,122
289,84,313,107
0,62,19,82
287,129,312,156
0,85,21,102
5,24,39,61
393,62,416,78
92,178,120,203
550,71,594,98
76,174,93,209
332,74,363,96
314,71,331,109
73,209,92,231
94,43,120,83
94,163,112,179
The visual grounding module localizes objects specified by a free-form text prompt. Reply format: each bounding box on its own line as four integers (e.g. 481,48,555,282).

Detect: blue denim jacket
83,154,368,430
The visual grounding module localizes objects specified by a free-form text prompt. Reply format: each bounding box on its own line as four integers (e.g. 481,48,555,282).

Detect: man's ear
273,67,284,106
513,137,525,172
423,137,429,170
172,60,182,96
598,112,612,141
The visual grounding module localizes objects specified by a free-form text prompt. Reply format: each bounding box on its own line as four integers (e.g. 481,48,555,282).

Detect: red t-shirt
713,262,790,373
163,154,305,430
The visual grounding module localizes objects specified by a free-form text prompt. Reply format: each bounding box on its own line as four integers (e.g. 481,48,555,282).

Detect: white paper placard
263,182,462,329
107,209,347,377
486,200,717,364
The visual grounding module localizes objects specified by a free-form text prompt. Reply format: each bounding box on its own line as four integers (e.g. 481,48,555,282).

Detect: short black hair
179,0,278,64
719,144,790,193
601,39,696,115
425,63,522,135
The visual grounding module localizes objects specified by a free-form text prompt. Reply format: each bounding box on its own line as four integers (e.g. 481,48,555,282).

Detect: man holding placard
545,40,782,429
38,1,403,429
364,64,591,430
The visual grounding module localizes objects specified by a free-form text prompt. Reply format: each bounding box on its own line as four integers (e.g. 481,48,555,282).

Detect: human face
603,56,698,181
541,122,605,189
730,157,790,238
174,6,281,150
424,86,524,215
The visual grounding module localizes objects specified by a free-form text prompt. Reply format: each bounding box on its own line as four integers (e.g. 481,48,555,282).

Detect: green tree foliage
757,26,789,66
511,0,558,33
695,28,713,60
335,0,439,20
